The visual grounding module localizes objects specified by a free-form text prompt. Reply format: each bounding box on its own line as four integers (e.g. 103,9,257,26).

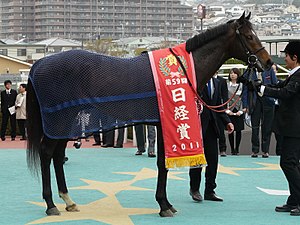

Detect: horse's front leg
155,126,177,217
53,140,79,213
40,137,60,216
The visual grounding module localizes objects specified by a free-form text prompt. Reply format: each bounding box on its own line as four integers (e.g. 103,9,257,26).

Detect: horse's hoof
66,204,80,212
159,209,174,217
46,207,60,216
169,206,178,213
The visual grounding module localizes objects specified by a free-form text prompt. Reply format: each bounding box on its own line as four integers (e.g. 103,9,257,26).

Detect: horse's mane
186,20,234,53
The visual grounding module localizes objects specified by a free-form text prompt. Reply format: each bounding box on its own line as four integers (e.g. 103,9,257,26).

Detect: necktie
207,79,212,99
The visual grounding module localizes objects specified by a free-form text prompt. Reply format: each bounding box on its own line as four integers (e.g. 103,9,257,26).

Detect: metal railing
0,74,28,89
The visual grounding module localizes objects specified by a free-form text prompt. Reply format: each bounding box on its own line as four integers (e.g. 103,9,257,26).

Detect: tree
85,38,128,57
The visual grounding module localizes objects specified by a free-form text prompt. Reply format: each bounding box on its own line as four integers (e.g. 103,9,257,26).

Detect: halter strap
235,27,265,65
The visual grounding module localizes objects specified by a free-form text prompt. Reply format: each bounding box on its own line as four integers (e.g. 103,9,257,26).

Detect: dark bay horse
26,13,273,217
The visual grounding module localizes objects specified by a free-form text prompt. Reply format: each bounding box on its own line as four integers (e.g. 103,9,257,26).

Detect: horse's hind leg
155,125,176,217
40,137,60,216
53,140,79,212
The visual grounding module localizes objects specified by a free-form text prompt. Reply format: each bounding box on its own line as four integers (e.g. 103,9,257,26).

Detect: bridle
236,24,267,128
169,21,266,114
235,24,265,67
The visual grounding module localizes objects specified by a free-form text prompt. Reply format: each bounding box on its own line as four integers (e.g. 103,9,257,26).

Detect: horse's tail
26,78,43,176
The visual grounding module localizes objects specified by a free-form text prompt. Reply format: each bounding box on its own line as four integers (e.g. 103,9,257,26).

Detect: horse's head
232,12,273,71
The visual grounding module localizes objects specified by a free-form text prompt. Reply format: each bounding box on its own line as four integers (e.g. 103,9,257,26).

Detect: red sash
148,43,206,169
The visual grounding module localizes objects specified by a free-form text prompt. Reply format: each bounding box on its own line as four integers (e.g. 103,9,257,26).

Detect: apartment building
0,0,194,42
0,0,34,41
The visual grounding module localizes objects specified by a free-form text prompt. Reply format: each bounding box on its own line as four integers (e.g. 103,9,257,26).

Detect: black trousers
102,128,125,146
280,136,300,206
17,119,26,138
1,111,16,138
217,116,226,152
228,131,241,153
189,121,218,194
275,132,284,156
134,124,145,151
251,99,275,153
93,132,101,144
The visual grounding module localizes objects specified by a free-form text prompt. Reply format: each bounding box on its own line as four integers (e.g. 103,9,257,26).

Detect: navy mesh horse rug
29,50,160,139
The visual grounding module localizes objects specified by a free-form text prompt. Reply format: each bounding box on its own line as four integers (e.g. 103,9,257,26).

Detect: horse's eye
247,35,253,40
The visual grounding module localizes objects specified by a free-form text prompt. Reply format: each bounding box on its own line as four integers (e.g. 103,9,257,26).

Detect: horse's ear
245,12,251,20
237,11,246,23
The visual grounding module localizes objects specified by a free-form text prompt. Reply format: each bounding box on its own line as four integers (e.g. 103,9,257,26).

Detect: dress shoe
220,151,227,157
20,138,27,141
262,152,269,158
63,157,68,164
275,204,297,212
148,152,156,157
101,144,114,148
231,152,238,155
92,143,101,146
11,137,15,141
114,145,123,148
290,205,300,216
1,137,5,141
204,193,223,202
251,153,258,158
189,190,203,202
135,150,145,155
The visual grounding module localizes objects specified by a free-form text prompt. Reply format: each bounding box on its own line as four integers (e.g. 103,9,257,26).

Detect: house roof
0,38,18,44
0,54,32,67
35,37,81,47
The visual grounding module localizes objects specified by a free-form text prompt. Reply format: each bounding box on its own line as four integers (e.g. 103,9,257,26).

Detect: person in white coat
15,83,27,140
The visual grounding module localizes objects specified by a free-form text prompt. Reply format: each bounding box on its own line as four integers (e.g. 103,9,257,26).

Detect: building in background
0,0,194,42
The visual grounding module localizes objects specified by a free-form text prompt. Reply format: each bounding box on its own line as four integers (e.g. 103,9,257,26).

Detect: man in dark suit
189,77,234,202
214,72,229,156
254,41,300,216
1,80,17,141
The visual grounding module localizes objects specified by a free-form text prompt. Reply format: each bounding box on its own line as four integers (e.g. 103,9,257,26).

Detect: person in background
92,131,101,146
134,125,156,157
102,128,125,148
214,71,229,157
225,68,247,155
189,77,234,202
1,80,17,141
15,83,27,140
250,65,278,158
252,41,300,216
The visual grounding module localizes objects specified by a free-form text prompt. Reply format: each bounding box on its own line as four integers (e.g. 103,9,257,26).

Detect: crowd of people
0,80,27,141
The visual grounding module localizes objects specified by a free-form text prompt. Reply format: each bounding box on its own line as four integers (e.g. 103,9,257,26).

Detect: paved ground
0,136,134,150
0,147,297,225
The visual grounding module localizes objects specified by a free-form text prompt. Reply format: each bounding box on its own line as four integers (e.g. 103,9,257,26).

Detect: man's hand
226,123,234,134
253,79,262,92
237,75,249,85
247,79,262,92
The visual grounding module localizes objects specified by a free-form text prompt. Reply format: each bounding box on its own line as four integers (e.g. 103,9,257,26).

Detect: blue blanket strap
42,91,157,113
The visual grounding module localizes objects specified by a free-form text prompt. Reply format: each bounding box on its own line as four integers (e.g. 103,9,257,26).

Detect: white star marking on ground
256,187,289,196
